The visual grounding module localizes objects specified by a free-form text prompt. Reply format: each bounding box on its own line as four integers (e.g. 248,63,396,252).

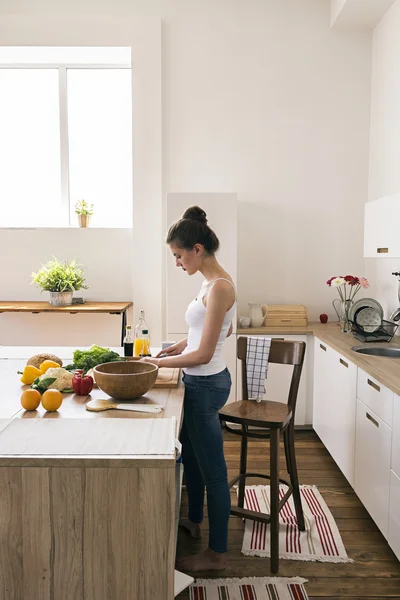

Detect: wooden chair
218,336,306,574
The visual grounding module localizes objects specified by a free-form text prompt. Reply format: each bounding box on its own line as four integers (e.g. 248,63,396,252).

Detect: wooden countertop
238,322,400,397
0,301,132,313
0,349,184,467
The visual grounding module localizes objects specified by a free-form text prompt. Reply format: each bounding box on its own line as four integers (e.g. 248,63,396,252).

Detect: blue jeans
180,367,231,553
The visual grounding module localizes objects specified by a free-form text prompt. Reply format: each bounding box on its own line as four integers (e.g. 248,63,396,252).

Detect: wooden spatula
86,399,163,413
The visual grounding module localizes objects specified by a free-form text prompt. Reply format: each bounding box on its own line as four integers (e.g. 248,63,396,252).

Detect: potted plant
75,199,94,228
31,257,88,306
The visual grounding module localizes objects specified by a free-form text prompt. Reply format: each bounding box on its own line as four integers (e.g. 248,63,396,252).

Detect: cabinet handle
366,412,379,428
339,358,348,368
377,247,389,254
367,378,380,392
320,344,326,351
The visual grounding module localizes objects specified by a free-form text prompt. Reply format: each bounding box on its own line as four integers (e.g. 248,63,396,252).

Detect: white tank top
183,278,236,376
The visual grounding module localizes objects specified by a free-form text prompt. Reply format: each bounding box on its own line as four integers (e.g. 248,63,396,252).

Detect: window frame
0,60,131,227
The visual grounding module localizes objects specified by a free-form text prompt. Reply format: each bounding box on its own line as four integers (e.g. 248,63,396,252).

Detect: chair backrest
237,336,306,415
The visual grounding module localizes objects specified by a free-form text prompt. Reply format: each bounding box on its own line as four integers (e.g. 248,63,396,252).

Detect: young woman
141,205,235,572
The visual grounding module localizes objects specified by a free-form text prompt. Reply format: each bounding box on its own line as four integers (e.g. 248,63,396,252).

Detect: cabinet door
313,337,332,443
313,340,357,486
237,334,308,425
355,399,391,538
389,469,400,561
392,395,400,477
364,194,400,258
328,350,357,486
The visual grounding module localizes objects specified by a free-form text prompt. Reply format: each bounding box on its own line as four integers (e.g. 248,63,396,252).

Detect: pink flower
359,277,369,289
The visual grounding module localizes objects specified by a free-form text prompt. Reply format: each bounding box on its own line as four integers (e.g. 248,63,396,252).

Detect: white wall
0,229,133,346
366,0,400,324
0,0,372,343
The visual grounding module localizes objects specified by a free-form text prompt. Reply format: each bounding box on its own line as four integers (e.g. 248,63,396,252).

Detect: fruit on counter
41,389,63,412
17,365,42,385
31,367,74,393
27,353,63,369
64,345,122,373
319,314,328,323
39,359,62,374
72,369,94,395
20,389,41,411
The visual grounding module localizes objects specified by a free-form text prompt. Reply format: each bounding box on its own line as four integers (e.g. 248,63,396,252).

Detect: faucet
390,272,400,322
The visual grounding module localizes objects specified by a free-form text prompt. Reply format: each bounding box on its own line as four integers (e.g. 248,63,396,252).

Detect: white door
236,334,308,425
355,399,392,538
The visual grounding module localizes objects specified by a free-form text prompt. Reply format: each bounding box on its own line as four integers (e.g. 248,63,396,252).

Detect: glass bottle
123,325,133,357
134,310,151,357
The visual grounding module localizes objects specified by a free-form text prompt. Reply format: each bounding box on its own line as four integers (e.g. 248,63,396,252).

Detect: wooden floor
176,429,400,599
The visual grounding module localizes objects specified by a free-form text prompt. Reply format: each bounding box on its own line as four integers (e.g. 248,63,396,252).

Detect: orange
41,389,63,412
20,389,41,411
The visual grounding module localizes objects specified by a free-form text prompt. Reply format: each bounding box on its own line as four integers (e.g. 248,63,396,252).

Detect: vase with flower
326,275,369,333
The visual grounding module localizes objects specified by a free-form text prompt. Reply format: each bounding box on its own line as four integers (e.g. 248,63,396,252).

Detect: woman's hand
141,357,162,367
155,339,187,358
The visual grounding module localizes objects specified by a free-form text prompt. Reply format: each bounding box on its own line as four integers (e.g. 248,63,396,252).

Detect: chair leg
270,428,280,574
284,426,305,532
238,425,248,509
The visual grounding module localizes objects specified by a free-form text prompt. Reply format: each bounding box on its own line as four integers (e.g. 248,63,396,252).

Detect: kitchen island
0,347,188,600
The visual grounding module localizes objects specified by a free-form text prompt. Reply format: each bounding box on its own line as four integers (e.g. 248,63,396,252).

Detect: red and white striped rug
189,577,309,600
241,485,352,563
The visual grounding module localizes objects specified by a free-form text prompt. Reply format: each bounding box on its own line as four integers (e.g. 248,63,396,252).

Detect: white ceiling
330,0,397,30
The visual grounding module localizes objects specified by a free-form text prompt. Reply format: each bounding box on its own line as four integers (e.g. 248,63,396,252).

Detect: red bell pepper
72,369,94,395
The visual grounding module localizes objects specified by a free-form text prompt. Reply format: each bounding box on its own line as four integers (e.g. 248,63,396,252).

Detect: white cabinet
389,397,400,560
364,194,400,258
237,334,309,425
355,399,392,538
166,193,238,403
389,470,400,561
313,337,357,486
392,396,400,477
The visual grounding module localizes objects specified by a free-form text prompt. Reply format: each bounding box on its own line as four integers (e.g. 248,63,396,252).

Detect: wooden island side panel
0,465,175,600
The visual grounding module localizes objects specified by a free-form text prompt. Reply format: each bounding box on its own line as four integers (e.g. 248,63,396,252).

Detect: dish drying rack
350,319,398,343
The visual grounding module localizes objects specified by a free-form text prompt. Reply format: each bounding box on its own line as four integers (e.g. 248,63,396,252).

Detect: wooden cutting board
153,368,181,388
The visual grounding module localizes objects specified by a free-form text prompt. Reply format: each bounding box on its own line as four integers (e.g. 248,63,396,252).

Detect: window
0,47,133,228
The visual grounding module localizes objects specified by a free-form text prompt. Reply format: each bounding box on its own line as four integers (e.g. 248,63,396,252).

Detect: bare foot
179,518,201,539
176,547,227,572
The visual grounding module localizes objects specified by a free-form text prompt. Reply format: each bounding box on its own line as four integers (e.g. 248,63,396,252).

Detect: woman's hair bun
182,205,207,225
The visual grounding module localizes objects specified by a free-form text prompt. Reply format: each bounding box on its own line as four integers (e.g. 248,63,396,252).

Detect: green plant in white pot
31,258,88,306
75,199,94,228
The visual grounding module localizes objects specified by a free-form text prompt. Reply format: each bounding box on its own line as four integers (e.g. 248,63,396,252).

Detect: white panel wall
0,229,133,346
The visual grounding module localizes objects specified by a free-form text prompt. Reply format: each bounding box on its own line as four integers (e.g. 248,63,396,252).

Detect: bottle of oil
133,310,151,357
123,325,134,357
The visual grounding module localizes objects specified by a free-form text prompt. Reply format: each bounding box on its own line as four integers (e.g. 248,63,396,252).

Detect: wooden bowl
93,361,158,400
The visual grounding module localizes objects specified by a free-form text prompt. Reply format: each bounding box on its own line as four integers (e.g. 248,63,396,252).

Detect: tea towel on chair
246,336,271,402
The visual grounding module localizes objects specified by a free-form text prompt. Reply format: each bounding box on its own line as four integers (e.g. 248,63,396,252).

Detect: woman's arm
143,281,234,368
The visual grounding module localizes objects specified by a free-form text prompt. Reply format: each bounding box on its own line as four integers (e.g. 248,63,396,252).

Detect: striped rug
241,485,352,563
189,577,309,600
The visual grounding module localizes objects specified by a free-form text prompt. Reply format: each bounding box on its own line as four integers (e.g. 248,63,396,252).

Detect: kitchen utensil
248,303,264,327
348,297,384,323
238,317,251,328
93,360,158,400
86,399,163,413
354,306,382,333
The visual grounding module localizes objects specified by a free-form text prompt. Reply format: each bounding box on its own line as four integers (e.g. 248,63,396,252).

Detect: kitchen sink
352,345,400,358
